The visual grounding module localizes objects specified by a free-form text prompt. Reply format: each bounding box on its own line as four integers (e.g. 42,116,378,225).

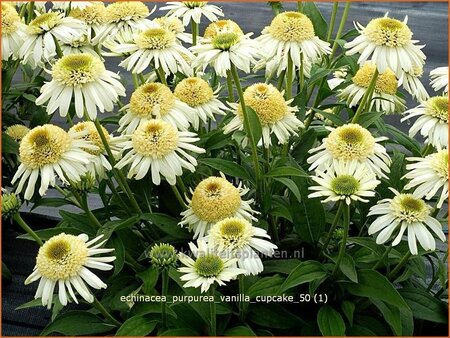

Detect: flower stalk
13,213,43,246
332,203,350,277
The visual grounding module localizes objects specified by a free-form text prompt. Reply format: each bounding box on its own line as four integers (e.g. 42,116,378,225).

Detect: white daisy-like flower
115,119,205,185
254,49,313,80
69,122,124,179
11,124,96,200
191,29,259,77
1,4,27,61
257,11,331,74
19,12,87,69
224,83,303,148
430,66,449,94
52,1,99,11
345,13,426,78
118,83,197,134
178,239,246,293
308,160,380,205
25,233,115,308
60,34,98,56
92,1,156,45
174,77,227,129
404,149,448,208
308,124,391,179
35,53,125,120
398,65,429,103
203,19,243,39
328,68,348,90
338,62,405,114
160,2,224,26
368,189,446,255
112,26,193,75
180,175,258,239
207,218,277,276
401,96,448,148
153,16,191,43
68,2,107,40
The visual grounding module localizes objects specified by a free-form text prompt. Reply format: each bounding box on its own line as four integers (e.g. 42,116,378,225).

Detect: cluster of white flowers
2,1,446,308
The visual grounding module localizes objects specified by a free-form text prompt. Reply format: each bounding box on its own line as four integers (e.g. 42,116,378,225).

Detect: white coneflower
118,83,197,134
398,65,429,103
112,26,193,75
25,233,115,308
153,16,191,43
401,96,448,148
338,62,405,114
191,29,259,77
68,2,107,40
308,160,380,205
92,1,155,44
69,122,123,179
11,124,96,200
368,189,446,255
328,68,348,90
115,120,205,185
1,4,27,61
207,218,277,275
5,124,30,142
52,2,99,11
224,83,303,148
60,34,98,56
35,53,125,120
19,12,87,68
160,2,224,26
180,176,257,239
308,124,391,179
404,149,448,208
203,19,243,38
178,239,245,293
174,77,227,129
257,11,331,73
430,67,449,94
345,14,426,78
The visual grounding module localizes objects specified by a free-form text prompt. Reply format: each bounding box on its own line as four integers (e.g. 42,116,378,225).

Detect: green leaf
341,301,355,326
317,305,346,336
2,133,19,154
389,150,406,191
31,198,69,211
399,287,448,323
248,303,304,329
17,227,81,241
291,177,325,244
385,125,421,156
346,270,410,311
159,328,198,336
246,275,285,299
16,298,43,310
136,266,159,295
265,166,309,178
347,325,376,336
109,234,125,276
302,2,328,40
59,210,96,235
273,177,301,202
198,158,251,181
312,108,345,126
41,311,115,336
277,260,327,294
116,316,157,336
141,213,190,240
224,326,256,336
262,259,302,274
101,216,139,239
292,128,317,163
371,299,402,335
339,254,358,283
358,111,384,128
244,106,262,146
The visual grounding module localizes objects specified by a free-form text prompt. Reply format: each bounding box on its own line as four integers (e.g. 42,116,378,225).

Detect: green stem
421,143,434,156
161,268,169,329
285,54,294,100
93,119,142,215
92,297,121,327
157,67,168,86
191,19,199,46
328,1,351,64
297,1,303,12
320,202,344,256
171,184,187,209
52,35,64,58
13,213,43,246
298,54,304,93
351,68,379,123
426,251,448,292
226,70,235,101
372,245,392,270
229,64,261,194
388,251,412,280
276,69,286,91
176,176,187,197
132,73,140,89
26,1,35,24
332,203,350,277
327,2,339,42
75,191,103,229
238,274,246,321
208,286,216,336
